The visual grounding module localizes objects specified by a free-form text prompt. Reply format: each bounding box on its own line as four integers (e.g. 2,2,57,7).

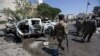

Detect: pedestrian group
53,14,97,52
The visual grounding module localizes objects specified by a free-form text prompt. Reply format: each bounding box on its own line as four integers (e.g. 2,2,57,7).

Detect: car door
17,20,30,35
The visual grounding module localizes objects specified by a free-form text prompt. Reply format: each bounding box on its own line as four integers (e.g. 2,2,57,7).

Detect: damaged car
5,18,43,42
42,20,56,36
16,18,43,38
5,18,56,42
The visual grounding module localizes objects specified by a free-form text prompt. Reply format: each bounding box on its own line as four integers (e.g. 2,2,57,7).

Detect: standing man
54,14,68,51
81,15,97,42
76,18,82,36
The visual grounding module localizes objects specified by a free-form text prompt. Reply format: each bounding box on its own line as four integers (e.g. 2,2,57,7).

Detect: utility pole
86,0,90,15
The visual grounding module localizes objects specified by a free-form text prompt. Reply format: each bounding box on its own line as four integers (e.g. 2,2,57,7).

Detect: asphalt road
0,23,100,56
46,23,100,56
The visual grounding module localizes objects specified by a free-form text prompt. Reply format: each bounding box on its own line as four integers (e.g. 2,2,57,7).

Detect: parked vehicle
42,20,55,36
5,18,57,42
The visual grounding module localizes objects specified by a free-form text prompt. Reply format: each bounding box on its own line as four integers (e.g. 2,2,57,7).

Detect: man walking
81,15,97,42
54,14,68,50
76,18,83,36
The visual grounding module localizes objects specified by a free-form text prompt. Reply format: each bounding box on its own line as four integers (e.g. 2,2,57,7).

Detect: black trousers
83,31,94,41
57,35,65,50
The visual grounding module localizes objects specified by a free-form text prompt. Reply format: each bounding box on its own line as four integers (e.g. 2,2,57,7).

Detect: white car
16,18,43,37
5,18,57,41
5,18,57,42
42,20,57,36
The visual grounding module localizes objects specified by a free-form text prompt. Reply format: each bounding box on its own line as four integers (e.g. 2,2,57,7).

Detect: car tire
4,34,16,43
44,29,52,37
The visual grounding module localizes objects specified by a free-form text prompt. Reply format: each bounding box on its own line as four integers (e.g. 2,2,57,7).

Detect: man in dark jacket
76,18,83,36
81,16,97,42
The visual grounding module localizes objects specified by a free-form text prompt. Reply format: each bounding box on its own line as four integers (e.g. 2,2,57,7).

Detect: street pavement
47,22,100,56
43,22,100,56
0,23,100,56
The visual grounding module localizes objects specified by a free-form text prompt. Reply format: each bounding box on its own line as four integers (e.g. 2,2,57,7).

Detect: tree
50,8,61,19
37,3,51,19
2,0,37,21
15,0,37,19
37,3,61,20
2,8,14,17
93,6,100,17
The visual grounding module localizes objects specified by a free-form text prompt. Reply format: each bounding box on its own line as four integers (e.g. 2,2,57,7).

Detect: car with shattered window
5,18,56,42
5,18,43,42
16,18,44,38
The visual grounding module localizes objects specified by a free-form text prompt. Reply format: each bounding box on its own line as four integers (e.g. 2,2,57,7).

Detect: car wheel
44,29,52,37
4,34,16,43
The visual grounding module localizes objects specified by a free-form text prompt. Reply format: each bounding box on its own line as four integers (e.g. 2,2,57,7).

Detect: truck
5,18,56,42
